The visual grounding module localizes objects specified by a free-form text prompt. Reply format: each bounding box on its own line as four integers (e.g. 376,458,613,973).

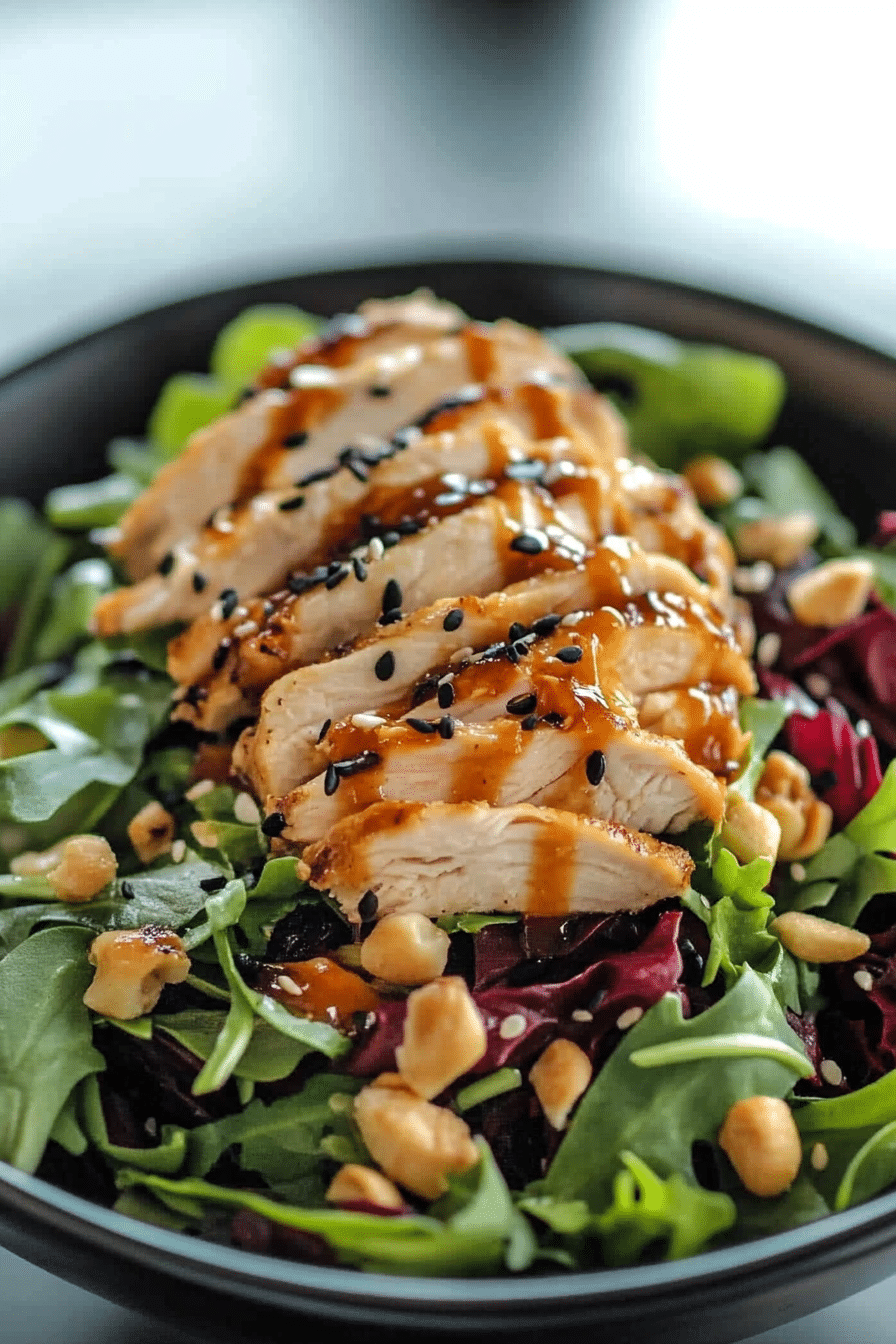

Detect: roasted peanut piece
127,800,176,864
683,455,743,509
325,1163,404,1210
29,835,118,903
786,558,875,628
353,1073,479,1199
756,750,833,861
734,512,819,569
772,910,871,964
529,1037,593,1130
718,1095,802,1197
395,976,487,1099
360,912,450,985
83,926,190,1019
720,792,781,864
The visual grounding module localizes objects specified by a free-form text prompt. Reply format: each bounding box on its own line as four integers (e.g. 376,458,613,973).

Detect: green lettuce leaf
542,968,810,1212
731,696,789,800
795,1070,896,1212
0,925,103,1172
210,305,320,388
740,446,857,554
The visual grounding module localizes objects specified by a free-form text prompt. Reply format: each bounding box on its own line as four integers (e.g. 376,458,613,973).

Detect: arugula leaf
549,323,785,468
3,533,71,679
44,475,141,530
78,1073,187,1175
0,500,59,618
0,925,103,1172
592,1151,735,1264
436,913,519,935
119,1139,535,1274
794,1070,896,1212
543,969,809,1212
781,759,896,926
155,1009,310,1083
732,697,789,800
32,560,116,663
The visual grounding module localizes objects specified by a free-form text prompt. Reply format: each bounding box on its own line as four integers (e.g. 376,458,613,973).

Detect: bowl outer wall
0,259,895,1344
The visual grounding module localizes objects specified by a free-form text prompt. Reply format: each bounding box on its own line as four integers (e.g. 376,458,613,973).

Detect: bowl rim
2,256,896,1313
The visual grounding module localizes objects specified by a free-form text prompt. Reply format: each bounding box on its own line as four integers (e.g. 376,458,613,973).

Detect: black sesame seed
513,640,531,658
120,880,135,900
443,608,464,632
358,890,379,920
437,682,455,709
407,717,438,734
316,719,332,744
325,566,349,590
324,762,340,796
379,607,403,626
200,875,228,893
212,639,231,671
278,494,306,512
542,711,565,727
521,714,538,731
236,387,256,406
345,459,368,484
158,552,175,577
192,572,207,594
233,924,250,949
295,466,336,488
262,599,275,618
507,692,537,716
368,384,391,398
510,532,545,555
284,431,308,449
260,811,287,837
327,560,344,575
438,715,455,740
382,579,402,615
556,645,583,664
411,675,439,706
381,530,401,548
334,751,381,777
532,613,562,637
375,651,395,681
811,768,838,793
287,574,313,596
586,750,607,787
352,557,368,582
219,588,239,619
508,622,528,643
396,518,420,535
505,644,521,665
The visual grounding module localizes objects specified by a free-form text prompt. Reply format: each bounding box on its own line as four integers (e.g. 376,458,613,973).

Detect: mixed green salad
2,302,896,1277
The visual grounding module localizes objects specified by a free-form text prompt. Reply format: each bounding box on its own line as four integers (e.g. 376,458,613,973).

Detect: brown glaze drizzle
527,813,578,916
258,956,380,1026
232,386,343,503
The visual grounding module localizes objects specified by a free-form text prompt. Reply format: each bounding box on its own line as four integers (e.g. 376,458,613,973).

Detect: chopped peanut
787,558,875,628
29,835,118,903
718,1096,802,1197
325,1163,404,1210
360,913,450,985
353,1074,478,1199
720,792,781,864
529,1038,592,1130
756,750,833,861
395,977,487,1100
771,911,871,964
127,800,176,864
83,926,190,1019
734,512,819,569
683,455,743,509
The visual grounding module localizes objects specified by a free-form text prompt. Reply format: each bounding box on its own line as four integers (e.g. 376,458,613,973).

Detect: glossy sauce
259,955,379,1026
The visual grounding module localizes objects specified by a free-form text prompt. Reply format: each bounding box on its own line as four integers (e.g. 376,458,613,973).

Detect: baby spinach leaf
0,925,103,1172
543,968,809,1213
0,500,58,618
32,559,116,663
550,323,785,468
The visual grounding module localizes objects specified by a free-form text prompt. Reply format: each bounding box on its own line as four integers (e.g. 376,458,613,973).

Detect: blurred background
2,0,896,373
1,1,896,1340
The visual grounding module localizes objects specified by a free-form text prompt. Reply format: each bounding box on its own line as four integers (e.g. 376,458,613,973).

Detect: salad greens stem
630,1033,814,1077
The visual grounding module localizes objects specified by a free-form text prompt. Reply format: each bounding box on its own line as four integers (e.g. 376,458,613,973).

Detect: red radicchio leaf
814,924,896,1090
871,512,896,548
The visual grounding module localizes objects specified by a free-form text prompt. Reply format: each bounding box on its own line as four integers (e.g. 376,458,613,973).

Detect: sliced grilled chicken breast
303,800,695,921
104,311,580,583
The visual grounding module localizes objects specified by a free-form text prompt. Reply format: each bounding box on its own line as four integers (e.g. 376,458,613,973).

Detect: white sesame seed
560,611,585,627
820,1058,844,1087
616,1006,644,1031
790,862,807,882
805,672,832,700
367,537,385,561
233,792,261,826
810,1142,829,1171
144,1116,158,1138
854,969,874,992
571,1008,593,1022
233,605,249,620
700,894,711,909
757,632,782,667
437,672,455,685
186,779,216,802
210,601,224,621
351,713,387,729
171,839,186,864
498,1013,527,1040
289,364,336,388
856,719,873,738
277,974,303,996
233,620,259,640
734,561,775,594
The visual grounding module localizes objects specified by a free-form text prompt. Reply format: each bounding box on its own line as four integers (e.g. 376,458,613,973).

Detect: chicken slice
637,685,749,776
274,707,725,847
105,313,579,582
619,461,735,600
92,394,617,636
303,800,695,922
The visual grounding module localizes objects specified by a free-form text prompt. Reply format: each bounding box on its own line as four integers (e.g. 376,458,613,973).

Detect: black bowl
1,261,895,1344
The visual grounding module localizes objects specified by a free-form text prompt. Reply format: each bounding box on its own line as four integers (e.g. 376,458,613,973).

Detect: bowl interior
1,259,896,1344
